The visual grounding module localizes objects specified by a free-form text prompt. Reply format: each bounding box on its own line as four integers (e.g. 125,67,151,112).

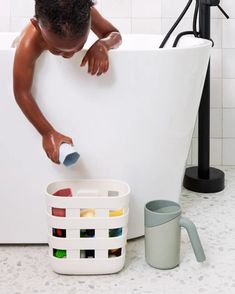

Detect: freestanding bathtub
0,32,211,243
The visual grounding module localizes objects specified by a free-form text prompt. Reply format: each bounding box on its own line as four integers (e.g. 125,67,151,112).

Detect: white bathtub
0,33,211,243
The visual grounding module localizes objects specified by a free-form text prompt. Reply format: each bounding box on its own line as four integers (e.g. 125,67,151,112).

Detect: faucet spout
217,4,229,19
200,0,229,19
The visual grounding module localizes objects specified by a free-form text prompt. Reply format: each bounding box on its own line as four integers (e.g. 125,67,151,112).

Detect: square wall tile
211,78,222,108
211,49,222,79
102,0,131,18
132,18,161,34
223,139,235,165
223,0,235,19
161,18,192,35
223,79,235,108
223,109,235,138
223,19,235,48
0,1,10,17
162,0,194,18
211,4,225,19
94,0,101,11
0,16,10,31
106,18,131,33
132,0,161,18
10,17,30,32
11,0,34,17
210,139,223,166
223,49,235,78
211,19,222,49
211,109,222,138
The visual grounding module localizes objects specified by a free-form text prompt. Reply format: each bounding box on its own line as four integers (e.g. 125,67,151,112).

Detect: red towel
52,188,72,217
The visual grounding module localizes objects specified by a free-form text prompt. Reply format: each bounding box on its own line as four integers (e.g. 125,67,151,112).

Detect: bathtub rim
0,33,212,52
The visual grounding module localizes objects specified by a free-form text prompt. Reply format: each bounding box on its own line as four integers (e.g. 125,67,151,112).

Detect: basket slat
47,213,129,229
48,234,127,250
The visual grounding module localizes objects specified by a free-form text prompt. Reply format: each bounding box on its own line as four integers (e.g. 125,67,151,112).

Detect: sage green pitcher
144,200,206,270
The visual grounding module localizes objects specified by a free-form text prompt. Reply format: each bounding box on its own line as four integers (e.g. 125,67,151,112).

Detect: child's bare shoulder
13,23,45,59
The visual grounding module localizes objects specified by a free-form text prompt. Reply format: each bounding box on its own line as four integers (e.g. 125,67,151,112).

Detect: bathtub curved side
0,34,210,242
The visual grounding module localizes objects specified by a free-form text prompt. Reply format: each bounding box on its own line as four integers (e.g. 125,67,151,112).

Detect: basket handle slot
52,228,66,238
109,209,124,217
108,248,122,258
80,229,95,238
109,228,123,238
108,190,119,197
80,250,95,259
80,208,96,217
53,248,67,258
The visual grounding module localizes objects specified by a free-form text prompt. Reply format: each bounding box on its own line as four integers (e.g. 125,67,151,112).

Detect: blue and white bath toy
59,143,80,167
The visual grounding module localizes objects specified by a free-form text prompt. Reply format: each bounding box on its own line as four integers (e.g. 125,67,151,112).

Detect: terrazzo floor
1,167,235,294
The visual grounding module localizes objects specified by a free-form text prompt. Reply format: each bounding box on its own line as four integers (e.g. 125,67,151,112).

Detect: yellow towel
80,209,96,217
109,209,124,217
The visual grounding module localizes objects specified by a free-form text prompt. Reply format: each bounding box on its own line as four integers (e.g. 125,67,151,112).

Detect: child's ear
30,17,41,32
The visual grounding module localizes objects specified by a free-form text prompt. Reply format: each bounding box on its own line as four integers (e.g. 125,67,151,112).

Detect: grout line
222,30,224,166
130,0,133,33
9,0,12,31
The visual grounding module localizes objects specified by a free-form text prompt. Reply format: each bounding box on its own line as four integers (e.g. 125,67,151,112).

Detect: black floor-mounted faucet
160,0,229,193
184,0,229,193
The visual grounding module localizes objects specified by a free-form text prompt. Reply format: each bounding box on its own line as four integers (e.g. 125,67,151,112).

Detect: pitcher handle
180,217,206,262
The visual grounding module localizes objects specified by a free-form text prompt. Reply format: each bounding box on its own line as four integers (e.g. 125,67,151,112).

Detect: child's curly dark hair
35,0,95,38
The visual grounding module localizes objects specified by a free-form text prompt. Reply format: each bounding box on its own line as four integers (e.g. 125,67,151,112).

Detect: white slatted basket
45,179,130,275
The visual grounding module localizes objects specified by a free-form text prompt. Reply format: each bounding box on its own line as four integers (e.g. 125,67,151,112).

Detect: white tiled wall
0,0,235,165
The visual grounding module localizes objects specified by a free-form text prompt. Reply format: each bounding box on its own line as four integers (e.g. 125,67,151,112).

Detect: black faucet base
183,166,225,193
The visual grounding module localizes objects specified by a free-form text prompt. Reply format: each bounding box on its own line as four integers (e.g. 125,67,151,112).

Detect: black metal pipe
198,3,211,179
173,31,195,47
159,0,193,48
193,0,200,36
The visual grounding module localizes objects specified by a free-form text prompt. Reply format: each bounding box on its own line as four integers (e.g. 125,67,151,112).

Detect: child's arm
80,7,122,75
90,7,122,49
13,26,73,163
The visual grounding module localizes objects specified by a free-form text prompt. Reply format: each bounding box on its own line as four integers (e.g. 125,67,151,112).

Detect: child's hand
42,130,73,164
80,40,109,76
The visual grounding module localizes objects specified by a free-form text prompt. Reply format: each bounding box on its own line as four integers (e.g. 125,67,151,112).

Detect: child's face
33,18,90,58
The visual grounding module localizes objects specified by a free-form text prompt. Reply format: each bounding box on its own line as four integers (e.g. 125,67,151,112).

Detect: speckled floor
1,167,235,294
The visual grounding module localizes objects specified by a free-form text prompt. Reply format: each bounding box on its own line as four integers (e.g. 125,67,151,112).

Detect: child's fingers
97,61,105,76
97,60,109,76
66,137,74,146
80,55,88,67
88,58,94,73
104,60,109,73
92,60,99,75
101,60,109,74
61,137,74,147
